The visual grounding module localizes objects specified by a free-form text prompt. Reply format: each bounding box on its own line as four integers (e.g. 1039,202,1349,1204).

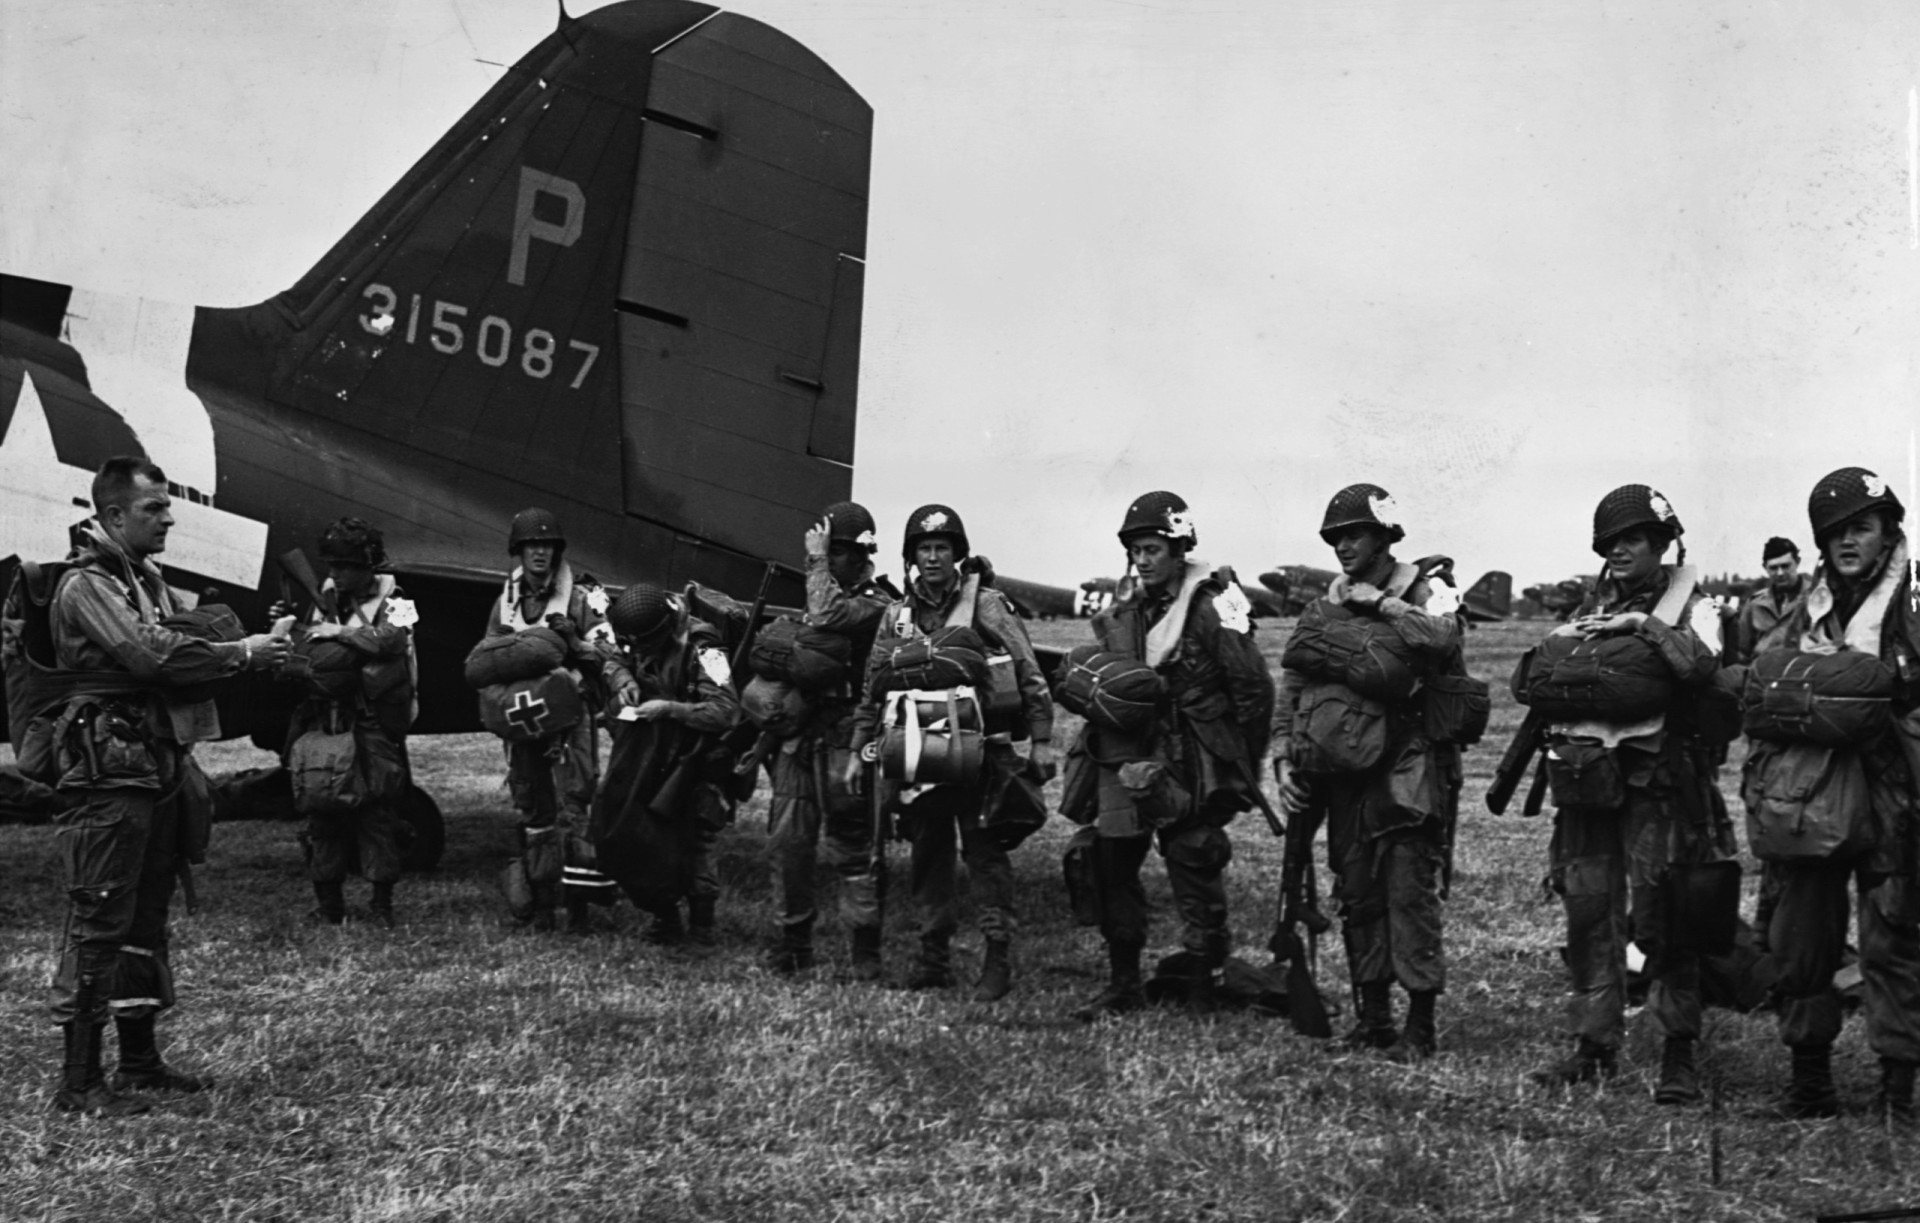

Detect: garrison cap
1591,484,1682,556
1319,483,1405,545
1118,490,1198,550
1808,467,1905,545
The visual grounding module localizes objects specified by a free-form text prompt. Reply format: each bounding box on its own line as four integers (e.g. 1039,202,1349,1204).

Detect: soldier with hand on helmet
1067,492,1273,1020
274,517,418,928
487,508,618,932
844,505,1054,1001
763,502,899,977
1273,485,1463,1059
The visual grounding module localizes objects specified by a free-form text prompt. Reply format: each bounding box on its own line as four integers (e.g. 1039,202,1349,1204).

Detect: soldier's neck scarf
1803,539,1906,655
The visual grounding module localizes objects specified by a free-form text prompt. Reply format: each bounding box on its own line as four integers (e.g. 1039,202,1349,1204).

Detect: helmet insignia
1649,492,1674,522
1863,472,1888,497
920,510,950,532
1368,492,1400,530
1163,510,1196,543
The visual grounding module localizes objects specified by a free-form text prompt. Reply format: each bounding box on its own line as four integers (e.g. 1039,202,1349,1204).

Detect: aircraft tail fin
190,0,871,574
1463,570,1513,621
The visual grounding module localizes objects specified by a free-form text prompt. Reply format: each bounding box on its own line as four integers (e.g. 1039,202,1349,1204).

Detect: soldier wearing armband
763,502,897,977
486,508,618,933
1065,492,1273,1020
1737,468,1919,1123
1273,485,1466,1060
276,518,417,927
1519,485,1733,1101
5,458,290,1116
845,505,1055,1001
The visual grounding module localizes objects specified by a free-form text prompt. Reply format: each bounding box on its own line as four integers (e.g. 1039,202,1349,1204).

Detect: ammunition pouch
1543,739,1624,811
56,699,161,790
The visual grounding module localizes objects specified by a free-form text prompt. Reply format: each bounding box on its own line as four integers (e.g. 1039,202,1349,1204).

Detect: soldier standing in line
487,508,618,933
764,503,898,977
1522,486,1734,1102
844,505,1055,1001
1273,485,1464,1060
1734,536,1807,666
282,518,418,927
1740,468,1918,1123
1067,492,1273,1019
16,457,289,1115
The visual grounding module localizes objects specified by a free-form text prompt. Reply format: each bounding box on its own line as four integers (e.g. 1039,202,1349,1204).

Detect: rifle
1265,776,1333,1038
727,561,782,683
1486,708,1550,816
276,548,333,621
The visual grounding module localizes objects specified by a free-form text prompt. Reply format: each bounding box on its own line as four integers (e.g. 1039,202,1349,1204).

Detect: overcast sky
3,0,1915,591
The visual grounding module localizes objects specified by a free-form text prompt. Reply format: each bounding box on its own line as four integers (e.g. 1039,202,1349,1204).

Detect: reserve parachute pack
1742,649,1894,748
284,638,364,702
1512,634,1675,724
869,625,991,696
479,669,584,742
1056,644,1166,734
747,616,851,692
1280,601,1419,702
463,627,568,689
1511,566,1697,724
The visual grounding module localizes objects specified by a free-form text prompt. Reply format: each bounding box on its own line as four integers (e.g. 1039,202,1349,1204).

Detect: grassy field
3,616,1914,1222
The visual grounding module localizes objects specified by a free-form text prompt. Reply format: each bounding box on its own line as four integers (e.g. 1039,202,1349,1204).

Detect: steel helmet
318,517,386,568
1808,467,1905,545
822,501,879,554
608,583,679,647
902,504,970,569
507,507,566,556
1319,483,1405,545
1590,484,1682,556
1117,490,1198,550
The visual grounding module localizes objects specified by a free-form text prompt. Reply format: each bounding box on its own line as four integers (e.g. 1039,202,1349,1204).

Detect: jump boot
369,882,396,930
1652,1037,1702,1106
1384,990,1438,1063
972,938,1013,1003
112,1014,208,1094
687,896,719,950
645,903,686,946
53,979,148,1118
848,925,884,982
1530,1037,1618,1089
905,931,954,989
1873,1058,1915,1128
1776,1044,1840,1119
764,920,816,974
1074,939,1147,1022
307,880,346,926
1341,981,1397,1051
